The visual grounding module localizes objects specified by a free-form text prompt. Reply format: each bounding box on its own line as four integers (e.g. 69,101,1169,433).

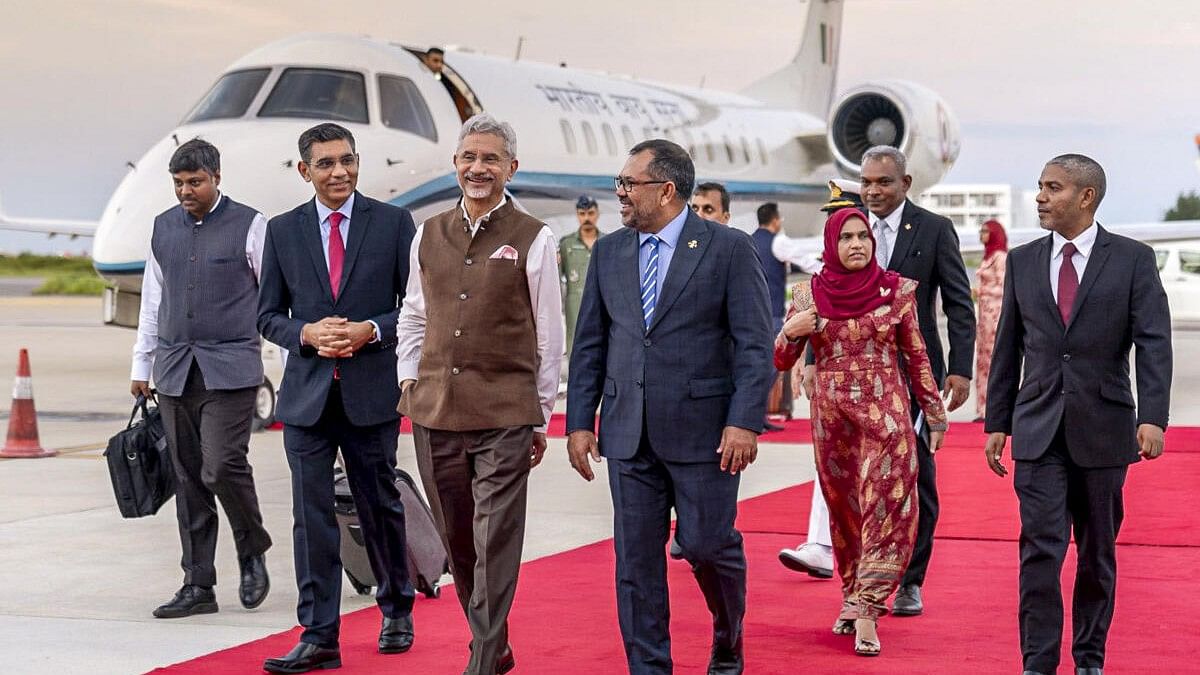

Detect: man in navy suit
985,154,1171,675
566,139,773,674
258,123,417,673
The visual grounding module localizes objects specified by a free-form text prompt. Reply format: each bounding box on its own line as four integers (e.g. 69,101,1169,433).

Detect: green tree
1165,190,1200,221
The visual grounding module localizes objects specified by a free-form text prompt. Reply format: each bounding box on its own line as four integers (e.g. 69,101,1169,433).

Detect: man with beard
397,113,564,675
567,139,772,674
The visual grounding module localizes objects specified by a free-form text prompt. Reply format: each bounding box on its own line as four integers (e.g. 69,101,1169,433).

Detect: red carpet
159,428,1200,674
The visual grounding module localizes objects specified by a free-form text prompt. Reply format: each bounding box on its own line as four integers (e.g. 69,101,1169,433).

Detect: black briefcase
104,395,175,518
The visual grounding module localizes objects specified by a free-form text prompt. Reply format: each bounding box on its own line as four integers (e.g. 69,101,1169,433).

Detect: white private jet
1,0,967,320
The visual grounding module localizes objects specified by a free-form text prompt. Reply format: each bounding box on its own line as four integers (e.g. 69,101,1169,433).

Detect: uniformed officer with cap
559,195,601,355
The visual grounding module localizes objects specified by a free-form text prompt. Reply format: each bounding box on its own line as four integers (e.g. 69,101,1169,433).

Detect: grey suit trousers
412,424,532,675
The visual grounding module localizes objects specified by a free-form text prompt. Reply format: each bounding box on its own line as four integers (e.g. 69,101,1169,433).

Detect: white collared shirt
395,202,564,433
1049,222,1098,299
459,196,508,238
869,202,905,267
306,192,379,343
131,194,268,381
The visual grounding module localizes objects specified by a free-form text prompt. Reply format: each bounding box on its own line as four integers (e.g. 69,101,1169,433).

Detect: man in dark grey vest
130,139,271,619
397,113,564,675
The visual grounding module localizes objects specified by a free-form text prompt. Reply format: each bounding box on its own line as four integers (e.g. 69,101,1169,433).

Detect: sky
2,0,1199,254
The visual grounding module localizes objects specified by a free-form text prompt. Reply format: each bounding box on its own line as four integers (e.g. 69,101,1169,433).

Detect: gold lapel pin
904,223,912,231
688,239,698,249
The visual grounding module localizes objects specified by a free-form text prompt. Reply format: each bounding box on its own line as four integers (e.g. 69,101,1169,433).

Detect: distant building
916,184,1013,230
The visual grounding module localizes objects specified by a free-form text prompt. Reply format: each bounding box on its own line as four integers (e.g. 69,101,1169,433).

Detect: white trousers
805,483,832,547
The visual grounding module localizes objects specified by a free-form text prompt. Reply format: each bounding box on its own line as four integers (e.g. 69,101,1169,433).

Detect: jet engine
827,80,961,193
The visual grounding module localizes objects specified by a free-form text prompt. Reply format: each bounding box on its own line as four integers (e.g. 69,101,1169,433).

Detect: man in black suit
985,154,1171,675
799,145,976,614
258,123,417,673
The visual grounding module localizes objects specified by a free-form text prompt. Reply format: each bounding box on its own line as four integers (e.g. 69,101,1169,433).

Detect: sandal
832,600,857,635
854,618,881,657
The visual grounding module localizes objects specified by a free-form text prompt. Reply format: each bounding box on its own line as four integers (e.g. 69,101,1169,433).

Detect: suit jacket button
454,329,462,337
459,293,468,300
643,338,652,347
465,258,473,266
635,380,643,388
451,367,461,375
1062,353,1071,361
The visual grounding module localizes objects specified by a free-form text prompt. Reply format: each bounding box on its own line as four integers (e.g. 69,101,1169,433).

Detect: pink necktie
1057,242,1078,324
328,212,345,299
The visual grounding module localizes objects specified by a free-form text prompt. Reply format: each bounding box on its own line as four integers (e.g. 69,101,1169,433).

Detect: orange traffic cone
1,349,55,458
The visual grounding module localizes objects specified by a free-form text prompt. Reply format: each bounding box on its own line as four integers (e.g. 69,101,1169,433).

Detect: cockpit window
184,68,270,123
259,68,368,124
378,75,438,142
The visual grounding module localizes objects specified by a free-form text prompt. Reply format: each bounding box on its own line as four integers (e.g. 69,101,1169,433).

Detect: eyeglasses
614,177,668,193
310,155,359,171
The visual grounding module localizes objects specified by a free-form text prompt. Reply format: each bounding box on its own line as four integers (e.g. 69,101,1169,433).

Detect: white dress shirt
869,202,905,267
306,193,379,343
396,200,565,433
131,194,267,381
1049,221,1098,299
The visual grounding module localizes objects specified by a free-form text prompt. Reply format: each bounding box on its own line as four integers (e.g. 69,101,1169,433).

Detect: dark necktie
1057,242,1078,323
328,211,346,299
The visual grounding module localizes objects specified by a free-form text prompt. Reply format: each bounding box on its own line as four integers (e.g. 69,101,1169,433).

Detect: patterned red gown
775,278,947,621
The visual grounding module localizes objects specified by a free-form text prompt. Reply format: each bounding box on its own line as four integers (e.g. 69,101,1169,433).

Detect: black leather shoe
263,642,341,673
152,585,217,619
707,642,745,674
378,614,414,654
496,645,515,674
239,553,270,609
1076,668,1103,675
892,584,923,616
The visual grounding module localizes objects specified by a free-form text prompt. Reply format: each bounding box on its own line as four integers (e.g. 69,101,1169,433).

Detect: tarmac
1,294,1196,674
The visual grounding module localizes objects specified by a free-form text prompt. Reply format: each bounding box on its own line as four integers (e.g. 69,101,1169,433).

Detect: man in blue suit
566,139,773,674
258,123,417,673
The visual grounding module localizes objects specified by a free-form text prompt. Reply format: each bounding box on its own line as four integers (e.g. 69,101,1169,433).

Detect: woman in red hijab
775,208,946,657
973,219,1009,421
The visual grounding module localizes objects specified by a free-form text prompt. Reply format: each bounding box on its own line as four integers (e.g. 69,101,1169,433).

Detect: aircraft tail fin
740,0,844,116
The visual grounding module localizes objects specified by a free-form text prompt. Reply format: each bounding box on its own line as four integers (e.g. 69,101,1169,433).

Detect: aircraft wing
0,195,97,238
957,219,1200,255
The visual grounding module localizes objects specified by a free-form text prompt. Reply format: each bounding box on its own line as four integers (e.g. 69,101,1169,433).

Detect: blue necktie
641,236,660,329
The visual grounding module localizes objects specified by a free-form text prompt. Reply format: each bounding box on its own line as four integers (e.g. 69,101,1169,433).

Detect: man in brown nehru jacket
396,113,564,675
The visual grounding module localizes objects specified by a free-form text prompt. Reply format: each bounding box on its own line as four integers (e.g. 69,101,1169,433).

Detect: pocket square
490,245,520,261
